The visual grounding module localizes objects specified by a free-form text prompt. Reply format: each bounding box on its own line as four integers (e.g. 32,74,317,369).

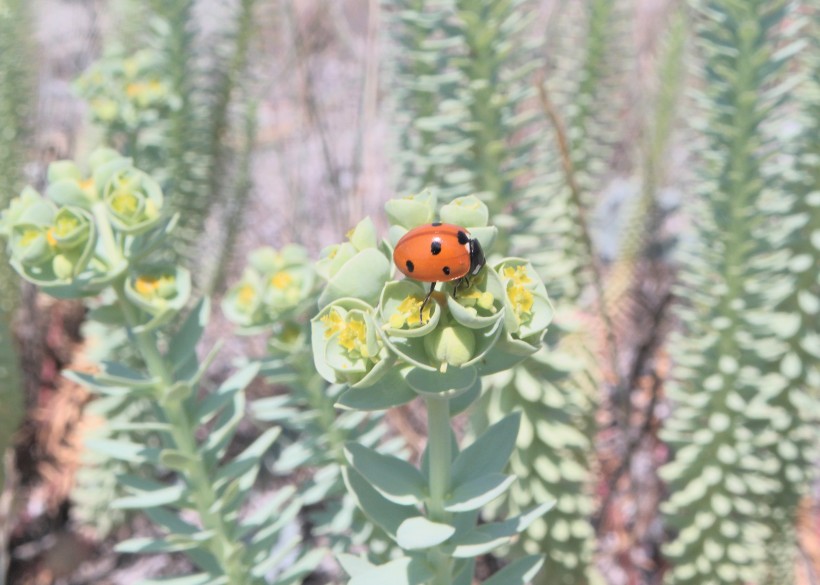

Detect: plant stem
425,395,453,585
111,278,247,585
92,202,124,267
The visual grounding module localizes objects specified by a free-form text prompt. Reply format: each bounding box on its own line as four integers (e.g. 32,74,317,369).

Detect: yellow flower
388,295,432,329
321,308,345,339
111,191,139,215
270,271,294,290
503,265,532,286
237,283,257,307
321,309,371,358
134,274,176,299
339,319,367,354
21,228,43,247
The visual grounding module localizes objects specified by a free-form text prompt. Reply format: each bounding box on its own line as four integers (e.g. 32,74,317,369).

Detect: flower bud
384,190,437,230
424,324,476,369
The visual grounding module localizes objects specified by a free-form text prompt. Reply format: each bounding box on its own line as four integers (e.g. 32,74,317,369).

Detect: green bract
222,244,317,328
311,299,390,387
496,258,554,345
103,168,164,234
384,189,437,230
125,265,191,329
312,193,554,398
75,49,179,131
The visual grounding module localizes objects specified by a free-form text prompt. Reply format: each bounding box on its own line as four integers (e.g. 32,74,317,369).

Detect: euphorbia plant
0,149,322,585
312,192,555,584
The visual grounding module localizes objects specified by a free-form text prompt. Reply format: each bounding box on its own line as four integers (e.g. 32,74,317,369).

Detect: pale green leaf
345,442,427,505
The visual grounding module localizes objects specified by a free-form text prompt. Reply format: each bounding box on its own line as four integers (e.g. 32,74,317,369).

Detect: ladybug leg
420,282,436,323
454,276,470,299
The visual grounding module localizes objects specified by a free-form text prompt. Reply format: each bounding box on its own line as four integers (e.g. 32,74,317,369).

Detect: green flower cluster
75,50,179,132
311,193,554,406
222,244,317,348
0,148,188,327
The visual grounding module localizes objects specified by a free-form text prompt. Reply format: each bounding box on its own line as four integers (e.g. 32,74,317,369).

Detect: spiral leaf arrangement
659,2,819,584
0,150,323,584
222,245,399,560
309,192,555,584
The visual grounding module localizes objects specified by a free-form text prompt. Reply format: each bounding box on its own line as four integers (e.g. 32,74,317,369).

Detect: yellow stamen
321,309,345,339
271,271,294,290
237,283,257,306
46,228,58,247
134,275,160,296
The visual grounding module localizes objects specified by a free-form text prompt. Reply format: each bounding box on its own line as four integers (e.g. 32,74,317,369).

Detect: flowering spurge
0,149,323,585
222,245,401,560
312,193,556,585
75,50,179,138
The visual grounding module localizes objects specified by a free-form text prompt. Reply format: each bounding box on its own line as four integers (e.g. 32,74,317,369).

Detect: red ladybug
393,222,486,321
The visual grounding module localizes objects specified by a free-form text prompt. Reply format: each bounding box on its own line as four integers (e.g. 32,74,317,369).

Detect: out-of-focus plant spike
0,0,34,311
562,0,630,203
602,8,687,317
0,0,34,486
760,7,820,580
203,0,258,231
207,99,258,296
147,0,211,268
660,1,817,584
384,0,466,199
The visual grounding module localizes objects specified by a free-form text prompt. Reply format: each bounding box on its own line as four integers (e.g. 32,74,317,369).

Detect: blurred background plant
0,0,818,584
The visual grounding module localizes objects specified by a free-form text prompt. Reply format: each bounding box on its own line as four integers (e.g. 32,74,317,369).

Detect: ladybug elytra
392,222,486,322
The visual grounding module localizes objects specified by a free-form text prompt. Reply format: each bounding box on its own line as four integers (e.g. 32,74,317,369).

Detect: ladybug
393,222,486,322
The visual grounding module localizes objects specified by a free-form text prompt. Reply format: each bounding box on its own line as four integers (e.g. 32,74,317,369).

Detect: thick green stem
425,395,454,584
98,191,246,584
112,278,247,584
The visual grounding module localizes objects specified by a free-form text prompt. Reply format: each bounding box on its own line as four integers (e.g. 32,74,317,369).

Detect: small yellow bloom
22,228,43,247
237,283,257,307
111,191,140,215
270,271,294,290
78,177,95,195
388,295,431,328
134,275,159,296
503,265,532,286
53,215,80,238
46,227,58,247
339,319,367,355
134,274,176,299
321,308,345,339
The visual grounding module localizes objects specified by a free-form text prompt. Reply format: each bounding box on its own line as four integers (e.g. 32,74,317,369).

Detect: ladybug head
468,236,485,276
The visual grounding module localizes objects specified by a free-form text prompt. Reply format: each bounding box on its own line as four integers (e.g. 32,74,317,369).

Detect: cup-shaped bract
125,265,191,330
440,194,489,228
378,280,440,337
103,167,164,235
48,207,97,279
496,258,554,347
47,150,133,211
311,299,389,387
0,188,55,237
222,271,265,328
10,224,55,267
384,189,437,230
75,50,178,131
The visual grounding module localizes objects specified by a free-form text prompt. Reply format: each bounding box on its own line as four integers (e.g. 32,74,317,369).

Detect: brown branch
536,74,621,389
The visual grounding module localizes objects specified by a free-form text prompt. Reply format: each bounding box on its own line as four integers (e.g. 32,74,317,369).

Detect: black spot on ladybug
406,260,415,273
442,266,451,276
432,221,442,227
457,231,469,245
430,239,442,255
